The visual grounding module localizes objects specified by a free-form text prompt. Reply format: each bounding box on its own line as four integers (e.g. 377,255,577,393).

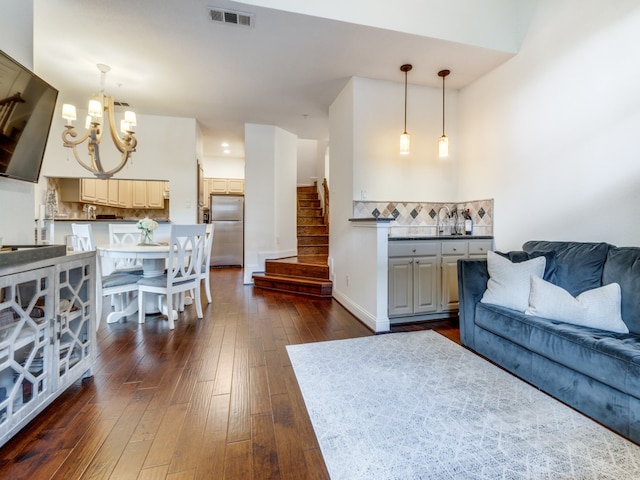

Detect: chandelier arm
104,95,135,154
61,126,91,147
101,151,132,178
89,128,107,176
68,143,101,176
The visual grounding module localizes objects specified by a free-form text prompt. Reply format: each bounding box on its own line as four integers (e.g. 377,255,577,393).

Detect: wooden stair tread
253,272,331,286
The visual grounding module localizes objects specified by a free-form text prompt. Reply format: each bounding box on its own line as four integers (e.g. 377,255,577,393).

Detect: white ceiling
33,0,516,159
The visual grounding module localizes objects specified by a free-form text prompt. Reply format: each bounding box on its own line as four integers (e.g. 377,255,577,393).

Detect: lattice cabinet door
54,256,96,391
0,266,54,439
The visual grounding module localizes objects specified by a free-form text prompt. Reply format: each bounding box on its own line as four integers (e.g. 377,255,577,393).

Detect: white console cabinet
0,250,95,448
388,238,492,323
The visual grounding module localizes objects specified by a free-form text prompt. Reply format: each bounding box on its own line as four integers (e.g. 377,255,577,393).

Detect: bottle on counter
455,208,465,236
465,209,473,236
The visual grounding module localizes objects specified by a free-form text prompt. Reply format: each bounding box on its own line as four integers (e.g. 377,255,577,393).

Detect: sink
0,244,67,269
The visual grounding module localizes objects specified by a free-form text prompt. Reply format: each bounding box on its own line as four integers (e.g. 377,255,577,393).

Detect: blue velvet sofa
458,240,640,443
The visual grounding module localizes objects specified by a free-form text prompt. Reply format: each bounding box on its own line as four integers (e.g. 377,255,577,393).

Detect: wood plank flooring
0,268,459,479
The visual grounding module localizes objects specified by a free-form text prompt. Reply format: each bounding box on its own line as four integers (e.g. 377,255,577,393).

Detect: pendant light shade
438,69,450,158
400,64,412,155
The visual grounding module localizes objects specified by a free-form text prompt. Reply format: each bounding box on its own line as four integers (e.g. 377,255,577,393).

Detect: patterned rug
287,330,640,479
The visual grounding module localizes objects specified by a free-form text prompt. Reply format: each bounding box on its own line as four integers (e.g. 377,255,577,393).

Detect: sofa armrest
457,258,489,349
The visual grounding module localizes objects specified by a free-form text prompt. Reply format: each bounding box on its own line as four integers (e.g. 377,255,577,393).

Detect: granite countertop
348,217,395,222
53,218,171,223
388,235,493,241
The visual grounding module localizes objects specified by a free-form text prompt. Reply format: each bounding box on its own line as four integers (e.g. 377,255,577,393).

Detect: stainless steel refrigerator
209,194,244,267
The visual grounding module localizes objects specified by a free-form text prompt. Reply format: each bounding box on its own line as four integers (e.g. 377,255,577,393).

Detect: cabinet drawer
469,240,493,256
388,242,439,257
441,241,467,255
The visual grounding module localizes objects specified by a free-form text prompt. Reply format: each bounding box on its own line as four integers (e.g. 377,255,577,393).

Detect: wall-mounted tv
0,49,58,183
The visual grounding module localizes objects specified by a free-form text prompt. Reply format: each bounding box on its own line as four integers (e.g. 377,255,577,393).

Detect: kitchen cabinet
0,252,95,448
146,181,165,209
440,241,468,311
388,242,439,317
131,180,147,208
118,180,132,208
131,180,165,209
388,238,492,323
57,179,165,209
59,178,98,204
81,178,97,203
107,180,119,206
95,180,108,204
205,177,245,195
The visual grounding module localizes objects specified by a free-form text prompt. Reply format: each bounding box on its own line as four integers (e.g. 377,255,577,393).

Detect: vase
140,230,153,244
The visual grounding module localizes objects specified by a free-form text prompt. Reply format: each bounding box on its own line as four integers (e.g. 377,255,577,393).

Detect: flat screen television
0,49,58,183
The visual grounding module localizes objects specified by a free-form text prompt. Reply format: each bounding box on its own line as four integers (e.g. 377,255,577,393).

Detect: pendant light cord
438,69,450,137
400,64,412,134
404,69,408,133
441,74,445,135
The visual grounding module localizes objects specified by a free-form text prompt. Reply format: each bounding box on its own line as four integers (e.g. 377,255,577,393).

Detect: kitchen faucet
83,204,96,220
436,205,451,236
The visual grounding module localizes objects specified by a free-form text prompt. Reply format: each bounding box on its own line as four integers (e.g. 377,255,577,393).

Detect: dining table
97,242,191,324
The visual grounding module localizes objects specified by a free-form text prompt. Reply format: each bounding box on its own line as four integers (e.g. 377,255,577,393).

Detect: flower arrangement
137,217,158,244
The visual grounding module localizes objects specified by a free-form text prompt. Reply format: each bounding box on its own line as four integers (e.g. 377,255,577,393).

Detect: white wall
244,123,297,283
297,139,318,186
352,76,458,202
41,112,199,224
458,0,640,251
0,0,37,245
201,156,245,179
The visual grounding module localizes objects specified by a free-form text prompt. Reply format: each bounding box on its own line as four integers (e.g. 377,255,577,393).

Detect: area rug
287,330,640,479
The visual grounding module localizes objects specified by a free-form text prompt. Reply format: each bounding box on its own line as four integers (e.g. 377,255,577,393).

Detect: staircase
252,183,332,297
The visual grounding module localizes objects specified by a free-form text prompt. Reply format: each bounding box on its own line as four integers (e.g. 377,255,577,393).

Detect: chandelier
61,64,137,179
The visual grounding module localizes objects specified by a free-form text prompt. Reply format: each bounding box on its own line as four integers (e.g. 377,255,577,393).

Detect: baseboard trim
332,289,390,333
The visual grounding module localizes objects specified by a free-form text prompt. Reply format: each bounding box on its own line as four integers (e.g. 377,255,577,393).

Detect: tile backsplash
353,198,493,237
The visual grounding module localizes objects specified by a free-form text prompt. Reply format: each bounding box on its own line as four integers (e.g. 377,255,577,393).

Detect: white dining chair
71,223,141,326
137,224,206,329
199,223,214,304
108,223,144,273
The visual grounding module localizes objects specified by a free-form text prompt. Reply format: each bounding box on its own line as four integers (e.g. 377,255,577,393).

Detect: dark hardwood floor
0,268,459,479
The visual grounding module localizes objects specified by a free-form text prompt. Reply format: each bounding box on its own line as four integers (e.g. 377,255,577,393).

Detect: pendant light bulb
438,135,448,157
400,132,411,155
400,64,412,155
438,69,450,158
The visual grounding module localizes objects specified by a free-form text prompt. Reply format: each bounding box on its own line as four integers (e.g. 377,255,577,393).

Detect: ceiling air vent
209,6,254,28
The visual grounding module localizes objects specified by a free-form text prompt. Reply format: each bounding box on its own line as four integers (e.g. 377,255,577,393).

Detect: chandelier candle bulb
61,104,76,123
88,99,102,118
124,111,136,127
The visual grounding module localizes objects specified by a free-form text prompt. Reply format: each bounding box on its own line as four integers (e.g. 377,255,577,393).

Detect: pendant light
400,64,412,155
438,69,450,158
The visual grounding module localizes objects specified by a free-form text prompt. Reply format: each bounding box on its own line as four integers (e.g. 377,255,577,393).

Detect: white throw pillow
480,250,546,312
525,275,629,333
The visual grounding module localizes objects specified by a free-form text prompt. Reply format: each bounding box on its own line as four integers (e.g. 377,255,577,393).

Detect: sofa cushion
522,241,610,296
496,250,557,283
475,302,640,399
480,251,546,312
525,276,628,333
603,247,640,335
